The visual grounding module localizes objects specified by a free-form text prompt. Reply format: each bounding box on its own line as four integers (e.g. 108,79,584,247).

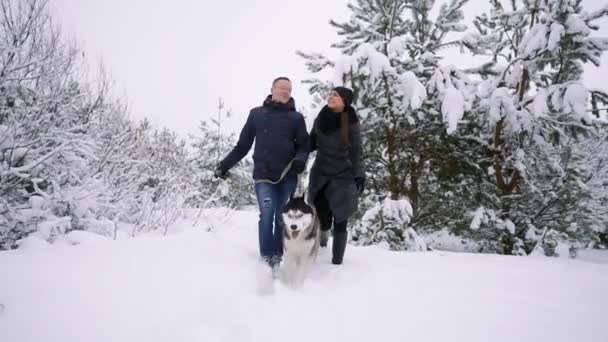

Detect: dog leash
254,159,295,185
255,159,310,200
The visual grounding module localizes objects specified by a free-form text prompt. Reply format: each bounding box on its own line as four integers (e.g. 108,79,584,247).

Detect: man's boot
332,231,348,265
270,255,281,278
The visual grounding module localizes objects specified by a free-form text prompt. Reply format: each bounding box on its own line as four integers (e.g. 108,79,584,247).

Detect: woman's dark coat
308,105,364,223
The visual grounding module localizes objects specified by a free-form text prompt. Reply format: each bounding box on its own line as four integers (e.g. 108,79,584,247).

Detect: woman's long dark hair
340,111,350,147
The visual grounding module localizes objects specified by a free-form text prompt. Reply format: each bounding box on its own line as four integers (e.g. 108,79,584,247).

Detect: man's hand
214,164,230,180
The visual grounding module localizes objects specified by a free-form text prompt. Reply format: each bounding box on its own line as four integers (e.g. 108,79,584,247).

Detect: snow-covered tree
300,0,607,255
299,0,479,249
462,0,608,255
0,0,199,247
125,126,190,235
351,194,427,251
0,0,103,247
188,98,254,210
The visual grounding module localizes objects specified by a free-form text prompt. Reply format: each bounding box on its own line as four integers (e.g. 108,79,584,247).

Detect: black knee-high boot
313,190,333,248
332,221,348,265
320,230,330,248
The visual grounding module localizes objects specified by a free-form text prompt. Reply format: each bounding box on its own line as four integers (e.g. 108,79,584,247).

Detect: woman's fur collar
317,105,358,134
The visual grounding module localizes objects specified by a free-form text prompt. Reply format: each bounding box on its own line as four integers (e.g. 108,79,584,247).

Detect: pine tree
299,0,478,250
299,0,607,255
188,98,254,210
464,0,608,255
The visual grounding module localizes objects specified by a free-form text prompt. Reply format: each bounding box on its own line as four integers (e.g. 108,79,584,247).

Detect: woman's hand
355,177,365,194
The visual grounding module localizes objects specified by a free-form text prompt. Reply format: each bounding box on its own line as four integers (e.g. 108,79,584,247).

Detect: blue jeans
254,177,297,260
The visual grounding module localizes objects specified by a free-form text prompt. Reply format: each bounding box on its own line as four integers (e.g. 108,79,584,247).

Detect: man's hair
272,76,291,85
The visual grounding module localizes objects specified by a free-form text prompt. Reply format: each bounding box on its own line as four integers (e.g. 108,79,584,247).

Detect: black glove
355,177,365,195
214,164,230,180
291,160,306,174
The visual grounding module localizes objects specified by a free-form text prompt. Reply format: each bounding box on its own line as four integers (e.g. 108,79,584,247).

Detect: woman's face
327,91,345,112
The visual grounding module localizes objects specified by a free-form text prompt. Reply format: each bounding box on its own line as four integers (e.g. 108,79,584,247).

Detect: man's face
271,79,292,104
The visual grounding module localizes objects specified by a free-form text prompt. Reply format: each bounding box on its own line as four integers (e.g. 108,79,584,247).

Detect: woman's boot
332,230,347,264
320,229,330,247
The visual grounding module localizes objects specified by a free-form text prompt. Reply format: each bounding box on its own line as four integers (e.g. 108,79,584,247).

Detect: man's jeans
254,177,297,262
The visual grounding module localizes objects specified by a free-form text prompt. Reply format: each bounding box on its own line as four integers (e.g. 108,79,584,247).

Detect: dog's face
281,195,314,239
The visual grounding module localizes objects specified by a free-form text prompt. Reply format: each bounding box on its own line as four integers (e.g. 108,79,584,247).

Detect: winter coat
220,95,309,182
308,105,364,223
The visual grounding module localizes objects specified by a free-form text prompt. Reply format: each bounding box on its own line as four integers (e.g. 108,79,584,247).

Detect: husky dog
279,193,320,288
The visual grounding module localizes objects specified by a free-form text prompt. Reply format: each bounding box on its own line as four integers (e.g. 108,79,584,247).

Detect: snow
548,22,565,51
566,13,591,35
578,249,608,264
427,66,469,134
519,24,548,56
532,88,549,117
442,87,465,134
505,219,516,235
508,62,525,89
35,216,72,240
422,230,479,252
403,227,427,251
10,147,27,162
555,242,572,258
488,87,514,126
1,209,607,342
379,197,413,226
525,225,539,241
563,82,591,121
15,236,51,250
29,196,46,211
470,207,485,230
0,124,11,149
387,36,405,59
399,71,427,110
487,86,534,135
58,230,110,246
334,43,393,84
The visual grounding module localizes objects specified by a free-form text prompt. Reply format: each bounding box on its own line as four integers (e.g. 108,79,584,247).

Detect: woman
308,86,365,265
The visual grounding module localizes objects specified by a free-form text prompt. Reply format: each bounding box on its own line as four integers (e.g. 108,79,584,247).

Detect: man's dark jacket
220,95,309,182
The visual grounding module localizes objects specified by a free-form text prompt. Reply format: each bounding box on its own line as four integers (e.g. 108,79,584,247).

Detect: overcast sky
51,0,607,139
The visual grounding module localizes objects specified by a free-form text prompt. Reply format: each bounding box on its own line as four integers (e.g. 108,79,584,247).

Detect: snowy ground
1,209,607,342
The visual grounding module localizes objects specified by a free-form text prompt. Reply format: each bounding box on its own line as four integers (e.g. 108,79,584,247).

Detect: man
215,77,309,270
